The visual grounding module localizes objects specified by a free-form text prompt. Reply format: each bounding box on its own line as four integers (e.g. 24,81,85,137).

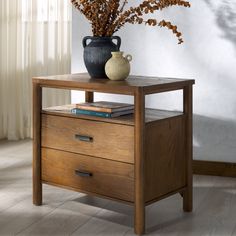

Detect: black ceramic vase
83,36,121,78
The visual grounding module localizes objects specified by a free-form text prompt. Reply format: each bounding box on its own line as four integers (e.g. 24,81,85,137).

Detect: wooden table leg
33,82,42,206
134,88,145,235
85,91,94,103
183,85,193,212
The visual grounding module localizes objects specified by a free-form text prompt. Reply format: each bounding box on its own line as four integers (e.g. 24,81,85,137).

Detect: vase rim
87,36,119,40
111,51,123,55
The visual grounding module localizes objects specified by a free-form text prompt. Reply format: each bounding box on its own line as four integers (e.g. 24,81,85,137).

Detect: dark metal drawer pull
74,134,93,142
75,169,93,177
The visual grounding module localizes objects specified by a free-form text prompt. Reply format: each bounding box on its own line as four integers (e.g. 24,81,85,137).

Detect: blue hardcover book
71,108,133,118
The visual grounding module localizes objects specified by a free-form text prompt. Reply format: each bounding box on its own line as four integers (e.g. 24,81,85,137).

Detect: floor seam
68,202,110,236
14,193,79,235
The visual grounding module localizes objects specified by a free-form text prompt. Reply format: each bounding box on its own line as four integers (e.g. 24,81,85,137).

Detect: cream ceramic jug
105,51,132,81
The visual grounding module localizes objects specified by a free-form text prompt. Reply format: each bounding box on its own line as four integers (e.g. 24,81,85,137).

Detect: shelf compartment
42,104,183,126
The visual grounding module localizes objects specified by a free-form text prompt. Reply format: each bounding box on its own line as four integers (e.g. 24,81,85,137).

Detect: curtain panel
0,0,71,140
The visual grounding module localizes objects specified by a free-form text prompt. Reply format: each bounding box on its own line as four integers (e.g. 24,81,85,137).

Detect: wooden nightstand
32,73,194,235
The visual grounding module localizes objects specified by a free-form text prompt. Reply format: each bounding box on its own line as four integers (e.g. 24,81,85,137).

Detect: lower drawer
41,148,134,202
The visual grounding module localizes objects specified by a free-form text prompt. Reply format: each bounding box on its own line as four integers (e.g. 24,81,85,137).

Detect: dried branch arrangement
71,0,190,44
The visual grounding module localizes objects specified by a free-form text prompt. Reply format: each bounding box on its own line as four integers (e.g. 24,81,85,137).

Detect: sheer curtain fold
0,0,71,140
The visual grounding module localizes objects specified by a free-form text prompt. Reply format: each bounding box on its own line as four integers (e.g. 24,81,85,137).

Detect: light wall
72,0,236,162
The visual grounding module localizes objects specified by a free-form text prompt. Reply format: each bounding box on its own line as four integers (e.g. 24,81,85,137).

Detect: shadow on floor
71,178,236,232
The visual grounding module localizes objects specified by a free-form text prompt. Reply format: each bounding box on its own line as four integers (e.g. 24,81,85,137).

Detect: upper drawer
41,114,134,163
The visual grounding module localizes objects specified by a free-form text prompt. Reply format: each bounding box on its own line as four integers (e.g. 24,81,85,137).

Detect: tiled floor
0,140,236,236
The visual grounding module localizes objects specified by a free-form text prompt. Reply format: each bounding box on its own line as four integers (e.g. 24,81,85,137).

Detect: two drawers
41,114,135,202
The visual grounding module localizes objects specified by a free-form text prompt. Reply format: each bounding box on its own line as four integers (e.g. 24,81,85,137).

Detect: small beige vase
105,51,132,81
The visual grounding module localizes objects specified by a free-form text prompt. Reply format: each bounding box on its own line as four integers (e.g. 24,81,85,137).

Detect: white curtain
0,0,71,140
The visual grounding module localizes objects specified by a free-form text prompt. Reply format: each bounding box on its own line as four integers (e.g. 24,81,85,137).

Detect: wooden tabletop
33,73,195,95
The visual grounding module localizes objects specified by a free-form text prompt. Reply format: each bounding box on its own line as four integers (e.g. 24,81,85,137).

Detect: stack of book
71,101,134,118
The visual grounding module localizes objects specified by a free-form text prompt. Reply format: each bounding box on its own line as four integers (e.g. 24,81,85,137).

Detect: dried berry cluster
71,0,190,44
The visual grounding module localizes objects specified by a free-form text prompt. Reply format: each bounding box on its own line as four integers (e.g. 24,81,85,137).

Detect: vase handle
82,36,93,48
111,36,121,50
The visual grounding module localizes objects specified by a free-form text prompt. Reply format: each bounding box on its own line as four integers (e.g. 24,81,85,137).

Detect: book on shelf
71,108,134,118
76,101,134,113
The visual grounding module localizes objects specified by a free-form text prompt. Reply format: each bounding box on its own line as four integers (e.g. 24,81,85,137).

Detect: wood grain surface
32,74,195,235
33,73,194,95
183,85,193,212
41,114,134,163
144,116,186,203
134,88,145,235
41,148,134,202
32,82,42,206
193,160,236,178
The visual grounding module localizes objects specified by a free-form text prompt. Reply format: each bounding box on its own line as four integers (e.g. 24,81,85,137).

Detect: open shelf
42,104,184,126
